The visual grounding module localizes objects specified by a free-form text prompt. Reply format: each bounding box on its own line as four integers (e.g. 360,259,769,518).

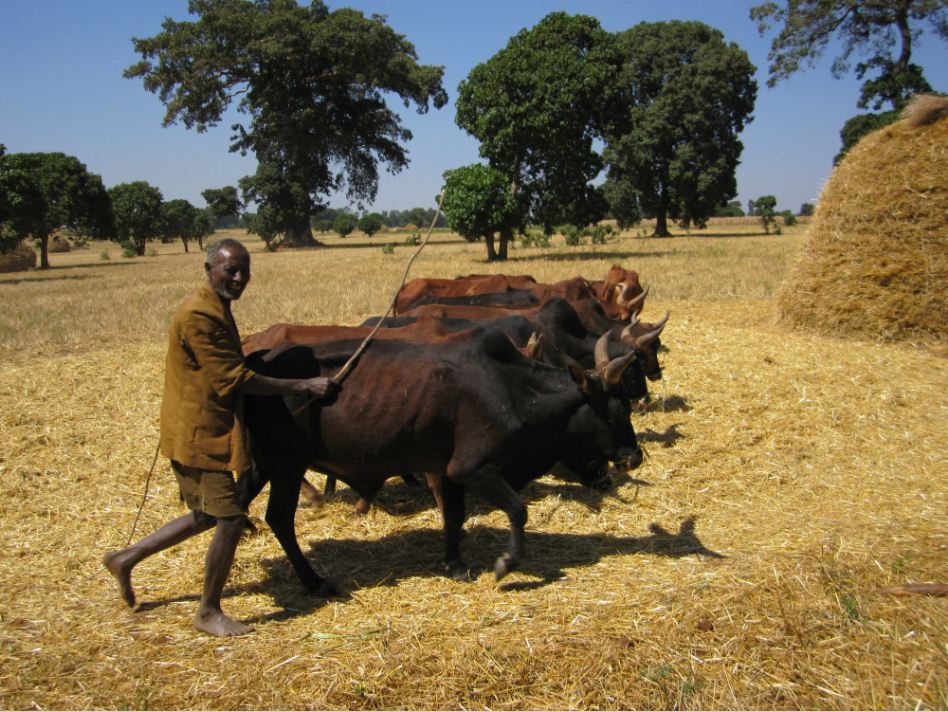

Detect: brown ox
394,266,647,320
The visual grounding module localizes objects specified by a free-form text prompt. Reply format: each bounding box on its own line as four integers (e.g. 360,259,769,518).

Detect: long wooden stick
292,190,445,415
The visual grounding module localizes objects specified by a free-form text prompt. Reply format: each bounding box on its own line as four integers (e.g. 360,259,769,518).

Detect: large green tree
201,186,241,230
603,21,757,236
109,181,164,256
751,0,946,110
0,152,113,268
752,1,946,160
127,0,447,246
442,164,524,262
456,12,623,250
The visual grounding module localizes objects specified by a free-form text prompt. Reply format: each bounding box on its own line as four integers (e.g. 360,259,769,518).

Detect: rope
88,440,161,581
292,189,446,415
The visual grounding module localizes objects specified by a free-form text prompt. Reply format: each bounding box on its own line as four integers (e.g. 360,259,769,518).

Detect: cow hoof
444,561,470,581
305,578,342,599
494,554,517,580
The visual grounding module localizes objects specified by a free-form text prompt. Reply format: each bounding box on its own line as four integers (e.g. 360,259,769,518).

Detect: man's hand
300,377,339,400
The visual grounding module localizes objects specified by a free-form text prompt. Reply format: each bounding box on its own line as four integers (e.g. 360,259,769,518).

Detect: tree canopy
201,186,241,229
442,164,523,262
456,12,623,249
161,198,209,253
603,21,757,236
109,181,164,256
127,0,447,245
751,0,946,111
0,152,113,268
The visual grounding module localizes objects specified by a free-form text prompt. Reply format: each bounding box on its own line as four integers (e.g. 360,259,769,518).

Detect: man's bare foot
103,551,136,608
193,608,253,637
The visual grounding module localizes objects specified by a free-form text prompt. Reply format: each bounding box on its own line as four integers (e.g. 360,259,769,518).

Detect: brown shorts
172,460,244,518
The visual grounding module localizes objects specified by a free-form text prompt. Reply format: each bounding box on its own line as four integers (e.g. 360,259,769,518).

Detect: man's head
205,239,251,302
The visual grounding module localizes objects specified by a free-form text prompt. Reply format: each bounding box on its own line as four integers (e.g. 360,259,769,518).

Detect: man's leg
103,510,216,608
192,515,252,637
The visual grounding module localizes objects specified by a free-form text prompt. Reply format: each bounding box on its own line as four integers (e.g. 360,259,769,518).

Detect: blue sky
1,0,945,215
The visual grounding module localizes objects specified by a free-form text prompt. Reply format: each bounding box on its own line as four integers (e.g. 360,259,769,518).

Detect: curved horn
623,284,649,311
594,331,611,367
525,331,545,360
635,320,667,351
602,350,637,386
650,311,670,331
620,316,640,341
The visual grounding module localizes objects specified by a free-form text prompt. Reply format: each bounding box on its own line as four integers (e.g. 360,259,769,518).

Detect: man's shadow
228,516,721,623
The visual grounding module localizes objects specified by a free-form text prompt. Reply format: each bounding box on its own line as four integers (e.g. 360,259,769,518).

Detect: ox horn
620,315,640,341
635,313,669,350
623,284,649,312
594,331,611,367
525,331,545,361
602,350,637,386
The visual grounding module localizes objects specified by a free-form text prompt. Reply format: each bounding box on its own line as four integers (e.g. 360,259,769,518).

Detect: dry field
1,220,945,709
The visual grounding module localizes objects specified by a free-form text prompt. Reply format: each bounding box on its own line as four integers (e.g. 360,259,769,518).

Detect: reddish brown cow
394,266,646,320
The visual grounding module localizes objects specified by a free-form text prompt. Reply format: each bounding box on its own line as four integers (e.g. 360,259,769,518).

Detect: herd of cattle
237,265,669,594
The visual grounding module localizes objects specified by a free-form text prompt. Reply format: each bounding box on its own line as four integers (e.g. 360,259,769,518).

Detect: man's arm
241,373,338,400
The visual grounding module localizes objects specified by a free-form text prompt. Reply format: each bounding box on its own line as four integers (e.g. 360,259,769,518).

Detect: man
103,238,336,637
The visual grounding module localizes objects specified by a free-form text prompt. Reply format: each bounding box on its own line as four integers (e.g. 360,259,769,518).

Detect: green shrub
121,245,137,258
587,224,616,245
403,233,420,246
147,247,159,257
520,229,550,248
99,249,110,261
382,243,395,254
783,213,797,226
561,225,583,246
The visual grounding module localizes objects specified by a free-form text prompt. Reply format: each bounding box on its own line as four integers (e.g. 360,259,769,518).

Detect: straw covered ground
1,222,945,709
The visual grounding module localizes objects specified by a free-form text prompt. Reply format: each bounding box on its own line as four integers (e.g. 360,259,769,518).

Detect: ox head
557,348,645,487
618,311,668,382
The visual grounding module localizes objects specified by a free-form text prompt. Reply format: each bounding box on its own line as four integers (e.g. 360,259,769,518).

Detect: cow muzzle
613,447,644,472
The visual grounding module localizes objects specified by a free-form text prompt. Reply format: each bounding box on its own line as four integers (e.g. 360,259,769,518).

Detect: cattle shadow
638,423,687,448
309,469,648,520
648,395,692,413
238,517,721,621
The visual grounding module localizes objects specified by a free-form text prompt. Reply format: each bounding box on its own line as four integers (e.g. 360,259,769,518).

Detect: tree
332,212,356,238
834,108,900,163
715,200,746,217
603,21,757,237
127,0,446,246
751,0,947,111
201,186,241,230
0,147,44,254
0,152,113,268
799,202,815,216
110,181,164,256
357,212,383,237
162,198,202,252
456,13,624,249
244,204,281,251
442,164,524,262
752,195,778,233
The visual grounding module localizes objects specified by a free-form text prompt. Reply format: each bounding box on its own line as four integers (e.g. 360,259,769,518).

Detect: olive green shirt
159,282,255,473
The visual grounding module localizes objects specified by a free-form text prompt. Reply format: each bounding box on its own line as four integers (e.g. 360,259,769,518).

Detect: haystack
777,94,948,342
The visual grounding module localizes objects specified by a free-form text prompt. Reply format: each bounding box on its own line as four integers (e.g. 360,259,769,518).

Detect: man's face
206,246,251,301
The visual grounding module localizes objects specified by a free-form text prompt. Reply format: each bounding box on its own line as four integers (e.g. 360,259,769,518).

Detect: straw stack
777,94,948,342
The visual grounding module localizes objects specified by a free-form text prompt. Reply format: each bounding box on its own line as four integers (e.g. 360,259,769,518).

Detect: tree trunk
197,236,205,251
38,233,50,269
181,237,189,253
283,218,318,247
484,232,498,261
653,183,672,237
134,236,146,256
498,228,511,260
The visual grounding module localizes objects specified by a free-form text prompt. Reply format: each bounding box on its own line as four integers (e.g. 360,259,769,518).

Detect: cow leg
264,460,337,597
426,473,445,517
466,470,527,580
440,478,468,580
323,474,337,497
